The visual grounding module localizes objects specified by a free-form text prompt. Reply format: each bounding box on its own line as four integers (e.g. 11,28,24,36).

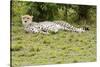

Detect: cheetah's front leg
40,31,50,34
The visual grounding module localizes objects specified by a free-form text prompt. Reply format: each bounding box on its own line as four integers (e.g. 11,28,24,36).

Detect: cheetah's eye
27,18,29,19
23,17,25,19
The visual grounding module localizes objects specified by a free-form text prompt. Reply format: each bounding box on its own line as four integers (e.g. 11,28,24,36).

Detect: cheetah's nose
25,21,27,23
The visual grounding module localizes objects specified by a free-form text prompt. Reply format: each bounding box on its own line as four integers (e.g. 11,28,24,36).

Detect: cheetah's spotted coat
21,15,85,34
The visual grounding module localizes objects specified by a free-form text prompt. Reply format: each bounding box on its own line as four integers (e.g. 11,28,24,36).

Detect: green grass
11,23,96,67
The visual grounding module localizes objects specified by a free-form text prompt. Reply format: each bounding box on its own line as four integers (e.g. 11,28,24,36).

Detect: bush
11,1,96,24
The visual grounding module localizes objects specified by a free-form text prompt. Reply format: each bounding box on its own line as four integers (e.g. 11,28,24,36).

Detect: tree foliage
11,1,96,25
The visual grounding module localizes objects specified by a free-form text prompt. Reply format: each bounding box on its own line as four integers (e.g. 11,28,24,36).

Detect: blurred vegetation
11,1,96,25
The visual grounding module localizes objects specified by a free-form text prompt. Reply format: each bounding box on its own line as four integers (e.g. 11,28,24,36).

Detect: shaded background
11,1,96,25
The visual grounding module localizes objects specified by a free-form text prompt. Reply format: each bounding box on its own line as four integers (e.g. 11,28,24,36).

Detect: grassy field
11,22,96,67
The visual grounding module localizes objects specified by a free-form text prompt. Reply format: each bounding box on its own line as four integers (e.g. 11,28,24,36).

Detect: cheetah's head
21,15,33,25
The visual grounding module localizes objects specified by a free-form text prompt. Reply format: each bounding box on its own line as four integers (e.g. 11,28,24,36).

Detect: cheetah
21,15,87,34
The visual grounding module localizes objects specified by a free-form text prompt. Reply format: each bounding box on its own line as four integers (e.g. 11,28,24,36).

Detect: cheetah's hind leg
40,31,50,35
